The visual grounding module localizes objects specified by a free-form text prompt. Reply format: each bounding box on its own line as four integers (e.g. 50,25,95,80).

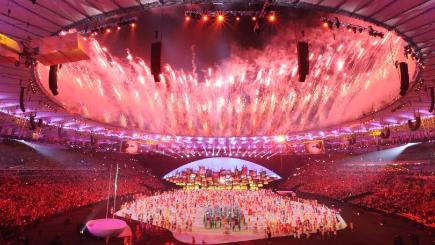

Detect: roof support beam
414,36,435,44
111,0,127,13
1,13,53,34
412,29,435,39
34,1,76,23
334,0,348,9
367,0,396,19
392,6,435,28
0,18,42,37
419,43,435,50
84,0,107,15
382,0,432,22
352,0,375,13
403,22,434,36
9,0,63,28
62,0,91,19
315,0,327,6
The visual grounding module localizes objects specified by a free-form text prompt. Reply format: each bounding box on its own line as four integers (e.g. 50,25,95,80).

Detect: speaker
399,62,409,96
297,41,309,82
49,65,59,95
36,33,89,66
19,87,25,112
429,87,434,113
29,115,36,130
151,42,162,82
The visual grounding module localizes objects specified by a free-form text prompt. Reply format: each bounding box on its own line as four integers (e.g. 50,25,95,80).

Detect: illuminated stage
116,189,346,244
164,157,281,189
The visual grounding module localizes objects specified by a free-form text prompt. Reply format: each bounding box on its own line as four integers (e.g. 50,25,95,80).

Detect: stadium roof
0,0,433,139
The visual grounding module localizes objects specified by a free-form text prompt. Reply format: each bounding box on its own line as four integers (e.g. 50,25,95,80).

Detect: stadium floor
10,194,434,245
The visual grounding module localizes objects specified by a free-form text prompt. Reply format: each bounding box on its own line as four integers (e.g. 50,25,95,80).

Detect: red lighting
236,16,240,21
252,16,257,21
117,26,121,30
130,23,136,27
106,28,111,33
268,15,276,22
322,22,328,28
202,15,208,21
185,16,191,21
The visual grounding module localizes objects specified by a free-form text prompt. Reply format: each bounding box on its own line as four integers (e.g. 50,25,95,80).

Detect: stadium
0,0,433,244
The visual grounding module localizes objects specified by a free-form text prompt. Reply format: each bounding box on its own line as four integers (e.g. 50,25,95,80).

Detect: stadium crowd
0,171,163,229
280,156,434,227
0,140,166,234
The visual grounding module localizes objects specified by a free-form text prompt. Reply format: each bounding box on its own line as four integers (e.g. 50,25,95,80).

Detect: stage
14,191,435,245
115,190,347,244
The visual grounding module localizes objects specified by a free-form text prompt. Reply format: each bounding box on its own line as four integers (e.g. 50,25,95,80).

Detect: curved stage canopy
163,157,281,179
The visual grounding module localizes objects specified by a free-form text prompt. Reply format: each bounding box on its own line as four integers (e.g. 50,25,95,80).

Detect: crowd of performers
118,189,346,239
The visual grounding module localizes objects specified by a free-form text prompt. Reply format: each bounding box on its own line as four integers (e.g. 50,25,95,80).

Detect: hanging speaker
429,87,434,113
297,41,309,82
150,42,162,82
49,65,59,95
19,87,25,112
399,62,409,96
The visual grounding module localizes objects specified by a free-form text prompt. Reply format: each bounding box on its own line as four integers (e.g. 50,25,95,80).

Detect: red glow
106,28,111,33
202,15,208,22
236,16,240,21
117,26,121,30
185,16,191,22
130,23,136,28
322,22,328,28
268,15,276,22
252,16,257,21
